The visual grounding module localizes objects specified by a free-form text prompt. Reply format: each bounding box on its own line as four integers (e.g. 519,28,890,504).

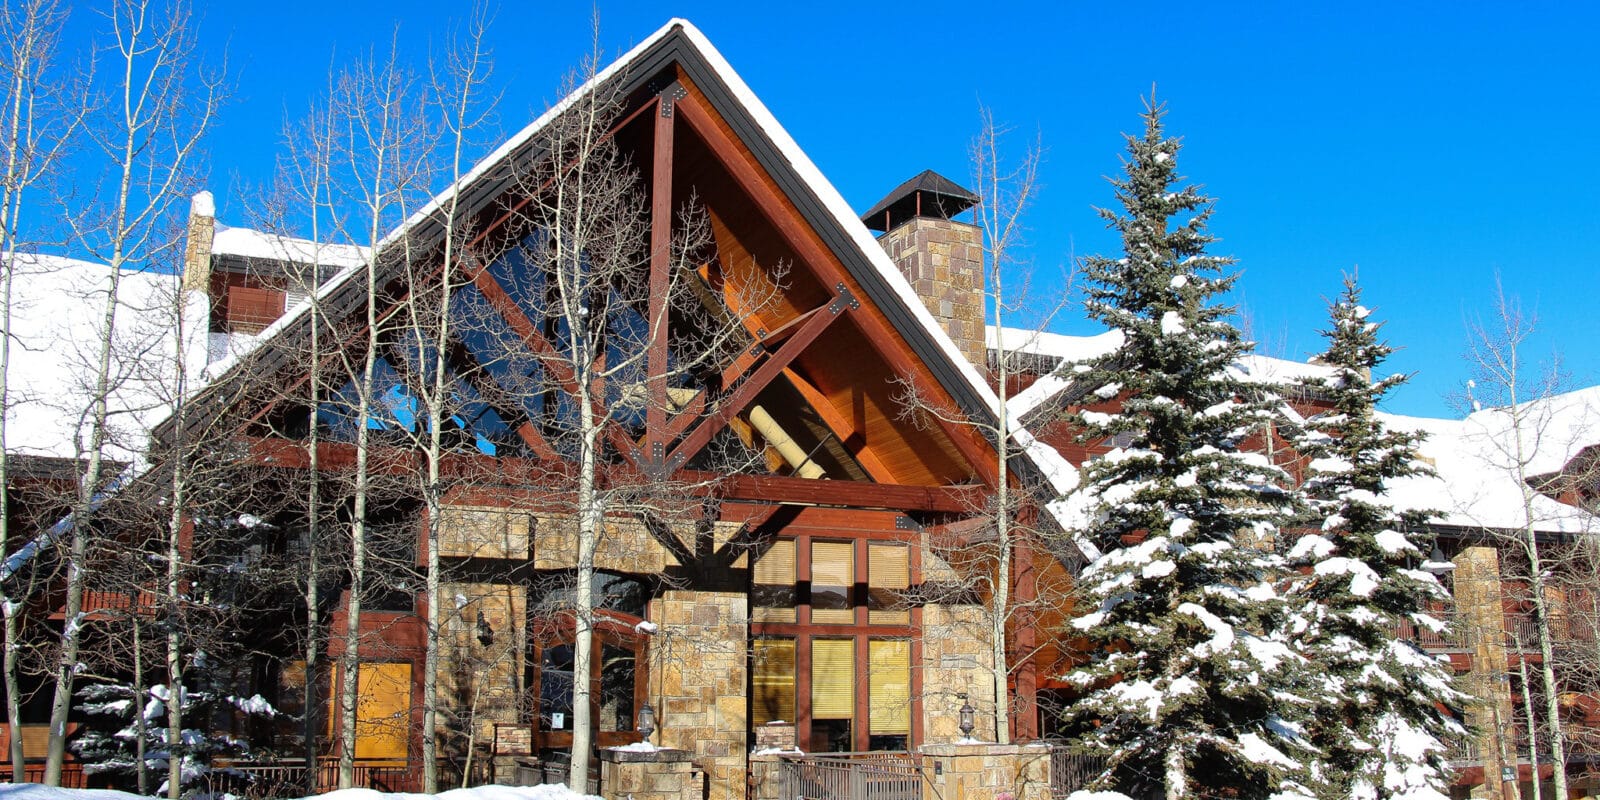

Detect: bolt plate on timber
659,84,688,117
895,515,923,531
828,283,859,315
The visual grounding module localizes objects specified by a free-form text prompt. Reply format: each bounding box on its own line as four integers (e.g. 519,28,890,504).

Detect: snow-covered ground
0,784,601,800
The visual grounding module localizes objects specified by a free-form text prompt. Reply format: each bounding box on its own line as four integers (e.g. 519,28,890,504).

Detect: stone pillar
648,590,748,800
1455,545,1517,800
878,217,986,368
183,191,215,293
920,603,998,744
919,742,1051,800
747,753,786,800
598,747,703,800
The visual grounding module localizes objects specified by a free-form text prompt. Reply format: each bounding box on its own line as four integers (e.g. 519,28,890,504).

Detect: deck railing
776,752,921,800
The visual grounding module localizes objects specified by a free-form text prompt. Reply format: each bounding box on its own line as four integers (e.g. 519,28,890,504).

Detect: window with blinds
751,638,796,725
868,639,911,742
811,541,854,624
752,540,797,623
811,639,855,719
868,543,910,625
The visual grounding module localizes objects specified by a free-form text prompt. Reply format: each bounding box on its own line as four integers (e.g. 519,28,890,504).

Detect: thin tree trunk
1517,647,1543,800
133,611,147,794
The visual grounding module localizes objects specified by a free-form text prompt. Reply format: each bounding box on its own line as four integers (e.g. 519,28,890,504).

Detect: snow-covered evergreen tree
1285,277,1464,800
73,655,277,795
1060,99,1314,800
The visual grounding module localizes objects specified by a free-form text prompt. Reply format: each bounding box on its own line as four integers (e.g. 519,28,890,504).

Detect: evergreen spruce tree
1061,99,1314,800
74,654,277,795
1285,277,1464,800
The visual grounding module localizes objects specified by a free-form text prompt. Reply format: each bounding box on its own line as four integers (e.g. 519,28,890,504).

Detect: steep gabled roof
176,19,1057,496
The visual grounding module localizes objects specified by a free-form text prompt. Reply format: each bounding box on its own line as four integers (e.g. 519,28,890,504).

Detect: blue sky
60,1,1600,418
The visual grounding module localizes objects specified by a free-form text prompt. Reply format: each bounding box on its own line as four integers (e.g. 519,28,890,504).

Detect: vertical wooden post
646,88,678,470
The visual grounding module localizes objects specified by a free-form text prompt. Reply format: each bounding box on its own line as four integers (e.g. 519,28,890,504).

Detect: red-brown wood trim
444,339,562,461
238,96,662,437
667,290,849,472
646,91,677,462
672,92,1000,487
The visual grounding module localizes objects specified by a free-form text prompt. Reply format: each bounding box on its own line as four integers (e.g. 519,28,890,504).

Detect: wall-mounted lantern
957,693,976,738
475,610,494,647
638,702,657,741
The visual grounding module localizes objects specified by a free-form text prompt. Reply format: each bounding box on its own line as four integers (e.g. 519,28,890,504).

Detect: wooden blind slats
812,541,854,624
753,540,798,623
868,543,910,625
811,639,854,719
754,540,796,584
752,638,796,725
868,639,911,735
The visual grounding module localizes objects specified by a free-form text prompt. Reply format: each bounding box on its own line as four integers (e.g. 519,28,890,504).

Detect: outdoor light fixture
957,693,976,738
475,610,494,647
1423,544,1457,576
638,702,657,741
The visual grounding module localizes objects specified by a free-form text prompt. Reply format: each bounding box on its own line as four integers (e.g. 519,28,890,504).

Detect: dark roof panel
861,169,978,231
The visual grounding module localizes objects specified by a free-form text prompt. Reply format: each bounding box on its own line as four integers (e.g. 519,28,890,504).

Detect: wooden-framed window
749,527,917,752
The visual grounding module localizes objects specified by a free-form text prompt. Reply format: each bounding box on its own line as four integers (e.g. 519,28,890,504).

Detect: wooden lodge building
5,18,1600,800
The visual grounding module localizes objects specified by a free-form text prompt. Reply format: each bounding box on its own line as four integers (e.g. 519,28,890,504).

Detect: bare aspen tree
1461,282,1596,800
0,0,80,780
326,39,434,789
411,9,497,789
896,108,1069,743
43,0,220,784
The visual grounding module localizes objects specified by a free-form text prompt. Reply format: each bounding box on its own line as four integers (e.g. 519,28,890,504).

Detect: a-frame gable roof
179,19,1079,506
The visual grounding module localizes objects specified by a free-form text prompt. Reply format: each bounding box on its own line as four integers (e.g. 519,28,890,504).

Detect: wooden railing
0,763,87,788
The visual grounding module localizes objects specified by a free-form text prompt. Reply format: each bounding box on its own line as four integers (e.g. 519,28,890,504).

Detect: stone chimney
182,190,215,293
863,170,986,368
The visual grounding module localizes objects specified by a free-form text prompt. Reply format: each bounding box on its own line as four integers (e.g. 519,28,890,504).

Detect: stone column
878,217,986,369
1455,545,1517,800
182,191,215,293
648,590,748,800
598,747,703,800
919,742,1051,800
920,603,998,744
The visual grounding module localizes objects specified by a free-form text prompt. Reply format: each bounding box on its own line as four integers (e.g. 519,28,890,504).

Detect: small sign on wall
552,712,565,730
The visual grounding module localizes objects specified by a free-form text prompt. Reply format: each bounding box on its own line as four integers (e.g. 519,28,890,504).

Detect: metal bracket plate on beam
828,282,859,315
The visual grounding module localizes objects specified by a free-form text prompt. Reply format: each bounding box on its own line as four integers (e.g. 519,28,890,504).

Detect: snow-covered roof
3,253,209,467
989,323,1600,536
210,225,370,270
1379,387,1600,533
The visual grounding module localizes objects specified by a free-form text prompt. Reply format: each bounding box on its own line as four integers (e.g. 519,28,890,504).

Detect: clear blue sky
60,1,1600,418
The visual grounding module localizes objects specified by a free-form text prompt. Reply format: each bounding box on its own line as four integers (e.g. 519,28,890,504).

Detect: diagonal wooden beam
467,265,643,466
673,90,1000,487
444,338,563,462
665,284,856,474
780,366,895,483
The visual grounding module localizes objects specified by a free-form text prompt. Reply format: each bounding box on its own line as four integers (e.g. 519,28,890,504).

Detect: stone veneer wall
920,603,999,744
920,742,1052,800
599,747,704,800
648,590,748,800
878,217,986,368
1454,545,1516,799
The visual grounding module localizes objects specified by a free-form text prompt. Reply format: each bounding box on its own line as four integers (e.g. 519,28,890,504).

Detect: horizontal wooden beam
685,471,984,513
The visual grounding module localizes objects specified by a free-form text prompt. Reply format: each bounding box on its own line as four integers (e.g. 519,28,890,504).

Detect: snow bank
0,783,603,800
